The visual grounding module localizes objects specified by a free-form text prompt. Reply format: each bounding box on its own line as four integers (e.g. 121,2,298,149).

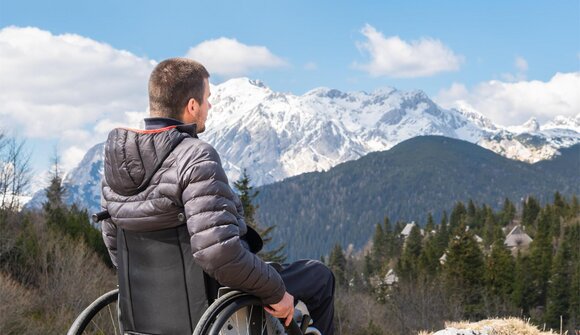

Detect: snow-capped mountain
63,143,105,211
25,143,104,213
205,78,578,183
25,78,580,213
204,78,497,185
479,114,580,163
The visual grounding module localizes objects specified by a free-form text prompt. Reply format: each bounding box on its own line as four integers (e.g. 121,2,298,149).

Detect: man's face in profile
189,77,211,133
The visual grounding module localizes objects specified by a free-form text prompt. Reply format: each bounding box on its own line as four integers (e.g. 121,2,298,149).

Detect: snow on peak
371,86,396,96
214,77,272,95
507,117,540,134
305,87,348,99
34,77,579,213
200,79,504,185
543,114,580,132
452,101,497,131
523,117,540,132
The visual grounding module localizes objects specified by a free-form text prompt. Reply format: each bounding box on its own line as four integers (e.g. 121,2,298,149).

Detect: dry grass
0,215,116,335
335,287,390,335
0,273,34,334
417,317,561,335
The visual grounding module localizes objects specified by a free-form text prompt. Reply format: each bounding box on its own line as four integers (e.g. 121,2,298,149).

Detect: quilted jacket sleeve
179,141,286,305
100,180,118,268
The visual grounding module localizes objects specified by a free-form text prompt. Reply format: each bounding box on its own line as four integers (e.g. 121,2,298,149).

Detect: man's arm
100,186,118,268
180,142,286,305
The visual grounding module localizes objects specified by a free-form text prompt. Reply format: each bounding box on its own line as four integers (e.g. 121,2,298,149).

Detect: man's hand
264,292,294,327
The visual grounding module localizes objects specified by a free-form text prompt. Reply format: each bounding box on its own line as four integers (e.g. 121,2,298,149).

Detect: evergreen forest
256,136,580,260
1,132,578,334
327,194,580,334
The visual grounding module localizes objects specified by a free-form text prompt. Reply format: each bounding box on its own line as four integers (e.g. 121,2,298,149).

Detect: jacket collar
144,117,197,138
144,117,184,130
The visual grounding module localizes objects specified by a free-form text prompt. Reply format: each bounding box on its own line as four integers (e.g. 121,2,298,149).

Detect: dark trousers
280,260,335,335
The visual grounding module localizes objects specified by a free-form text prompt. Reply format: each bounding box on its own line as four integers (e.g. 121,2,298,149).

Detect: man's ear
189,98,200,112
184,98,198,118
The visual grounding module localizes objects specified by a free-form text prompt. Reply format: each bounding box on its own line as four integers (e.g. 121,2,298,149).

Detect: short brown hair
148,58,209,119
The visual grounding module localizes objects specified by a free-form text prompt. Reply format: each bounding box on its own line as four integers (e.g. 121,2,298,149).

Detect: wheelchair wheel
67,289,120,335
194,290,292,335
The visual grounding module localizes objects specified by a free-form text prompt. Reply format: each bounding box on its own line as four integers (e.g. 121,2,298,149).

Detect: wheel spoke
247,305,251,335
106,302,119,335
194,291,290,335
261,309,267,335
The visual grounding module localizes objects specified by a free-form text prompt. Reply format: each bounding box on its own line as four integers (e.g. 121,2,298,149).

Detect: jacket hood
104,124,196,196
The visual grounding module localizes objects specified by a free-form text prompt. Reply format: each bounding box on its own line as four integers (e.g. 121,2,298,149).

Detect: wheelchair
67,287,320,335
68,212,321,335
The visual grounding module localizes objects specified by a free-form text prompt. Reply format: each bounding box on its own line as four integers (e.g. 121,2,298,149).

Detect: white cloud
501,56,529,82
0,26,155,171
61,146,88,173
353,24,463,78
436,82,469,102
436,72,580,126
186,37,287,78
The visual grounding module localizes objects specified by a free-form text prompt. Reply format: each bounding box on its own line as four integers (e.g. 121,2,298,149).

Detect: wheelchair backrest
117,224,218,334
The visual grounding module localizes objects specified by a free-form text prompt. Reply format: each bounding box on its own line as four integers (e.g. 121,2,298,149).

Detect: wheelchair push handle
283,318,304,335
92,210,111,223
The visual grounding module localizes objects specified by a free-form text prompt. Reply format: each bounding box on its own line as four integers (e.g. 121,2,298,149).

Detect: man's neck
144,117,184,130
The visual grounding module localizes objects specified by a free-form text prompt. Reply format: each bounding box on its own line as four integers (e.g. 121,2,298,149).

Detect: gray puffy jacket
101,124,285,304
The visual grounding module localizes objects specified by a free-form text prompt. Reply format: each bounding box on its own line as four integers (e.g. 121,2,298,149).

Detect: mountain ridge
254,135,579,260
204,77,579,185
24,79,580,232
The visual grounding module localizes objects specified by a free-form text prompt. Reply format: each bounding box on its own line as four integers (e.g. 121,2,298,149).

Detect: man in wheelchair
99,58,335,334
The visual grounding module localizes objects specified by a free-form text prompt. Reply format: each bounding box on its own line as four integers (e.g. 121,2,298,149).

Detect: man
101,58,335,334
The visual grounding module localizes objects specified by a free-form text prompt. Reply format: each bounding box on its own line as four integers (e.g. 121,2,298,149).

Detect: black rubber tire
67,289,120,335
208,294,269,334
194,290,249,335
194,290,302,335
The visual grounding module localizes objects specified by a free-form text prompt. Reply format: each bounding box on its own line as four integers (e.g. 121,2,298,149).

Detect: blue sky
0,0,579,188
2,0,578,94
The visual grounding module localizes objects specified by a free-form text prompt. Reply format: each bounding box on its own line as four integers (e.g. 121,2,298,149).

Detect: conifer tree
443,223,485,318
397,225,422,281
425,213,435,235
418,234,440,278
552,191,567,219
329,243,347,287
43,155,67,228
482,208,497,247
564,223,580,331
363,253,375,284
512,251,534,314
466,199,477,228
41,155,111,266
485,239,515,303
393,221,405,258
499,198,516,227
522,196,541,227
567,257,580,331
544,226,572,329
382,216,395,258
394,221,404,235
450,202,466,233
571,195,580,217
435,211,450,257
527,207,555,309
369,217,395,277
234,169,286,262
371,222,386,273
